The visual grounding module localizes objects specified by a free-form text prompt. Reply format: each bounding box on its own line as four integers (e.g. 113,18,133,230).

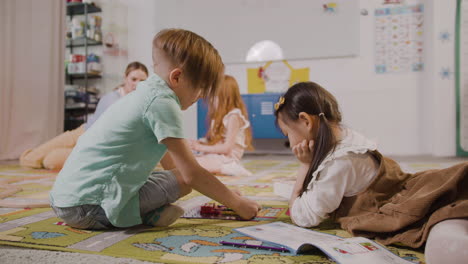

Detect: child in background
274,82,468,264
20,61,148,170
50,28,260,230
189,75,254,176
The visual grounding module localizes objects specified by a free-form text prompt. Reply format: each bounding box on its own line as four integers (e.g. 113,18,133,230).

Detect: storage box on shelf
64,85,99,131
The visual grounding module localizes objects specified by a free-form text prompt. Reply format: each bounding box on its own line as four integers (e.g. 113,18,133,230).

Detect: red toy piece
200,203,221,216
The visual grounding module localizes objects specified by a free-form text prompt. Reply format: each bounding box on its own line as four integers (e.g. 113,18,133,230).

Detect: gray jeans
51,170,180,230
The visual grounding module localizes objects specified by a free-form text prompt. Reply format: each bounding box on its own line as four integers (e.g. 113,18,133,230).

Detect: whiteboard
153,0,360,63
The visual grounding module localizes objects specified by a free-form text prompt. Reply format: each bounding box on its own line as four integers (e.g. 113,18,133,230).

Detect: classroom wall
127,0,199,139
86,0,131,93
421,0,456,156
126,0,457,156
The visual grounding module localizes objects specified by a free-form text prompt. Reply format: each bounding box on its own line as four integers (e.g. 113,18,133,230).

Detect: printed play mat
0,159,437,263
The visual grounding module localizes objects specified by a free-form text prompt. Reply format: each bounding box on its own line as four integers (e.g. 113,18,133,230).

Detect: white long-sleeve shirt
290,128,380,227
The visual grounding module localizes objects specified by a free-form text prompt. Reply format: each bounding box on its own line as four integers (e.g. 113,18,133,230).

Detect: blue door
197,99,209,138
197,94,285,139
244,94,285,139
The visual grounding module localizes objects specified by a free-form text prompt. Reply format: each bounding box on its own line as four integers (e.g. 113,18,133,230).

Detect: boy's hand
292,139,314,164
233,197,261,220
163,137,259,220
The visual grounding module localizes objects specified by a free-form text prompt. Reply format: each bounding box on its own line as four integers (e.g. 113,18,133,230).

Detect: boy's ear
298,112,315,131
168,68,183,88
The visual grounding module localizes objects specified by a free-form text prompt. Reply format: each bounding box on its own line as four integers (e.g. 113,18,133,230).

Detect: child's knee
139,170,185,216
171,169,192,197
179,185,192,197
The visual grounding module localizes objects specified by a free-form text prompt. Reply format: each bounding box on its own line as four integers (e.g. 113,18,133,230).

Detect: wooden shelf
67,73,101,80
65,102,97,110
66,2,101,15
66,37,102,47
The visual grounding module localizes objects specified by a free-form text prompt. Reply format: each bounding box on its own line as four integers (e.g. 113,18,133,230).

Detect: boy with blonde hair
50,29,260,229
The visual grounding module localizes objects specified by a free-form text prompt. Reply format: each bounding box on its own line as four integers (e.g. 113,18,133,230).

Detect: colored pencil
220,241,290,253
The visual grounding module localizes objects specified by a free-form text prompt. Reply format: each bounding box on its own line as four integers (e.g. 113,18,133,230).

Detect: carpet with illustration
0,159,437,263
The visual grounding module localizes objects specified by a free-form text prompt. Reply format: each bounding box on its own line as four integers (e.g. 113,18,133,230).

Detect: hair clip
318,113,325,117
274,96,285,110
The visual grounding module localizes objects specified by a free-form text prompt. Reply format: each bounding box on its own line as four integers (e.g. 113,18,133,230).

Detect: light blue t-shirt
85,90,121,129
50,74,184,227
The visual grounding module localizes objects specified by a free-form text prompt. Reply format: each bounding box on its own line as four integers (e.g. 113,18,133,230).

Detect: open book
235,222,414,264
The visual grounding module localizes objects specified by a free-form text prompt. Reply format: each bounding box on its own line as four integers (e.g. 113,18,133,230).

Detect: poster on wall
247,60,310,94
374,4,424,74
456,0,468,156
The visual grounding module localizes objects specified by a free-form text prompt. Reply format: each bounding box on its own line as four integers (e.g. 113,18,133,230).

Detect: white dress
198,108,253,176
290,127,380,227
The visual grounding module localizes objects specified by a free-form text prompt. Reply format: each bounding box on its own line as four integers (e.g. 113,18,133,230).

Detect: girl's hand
187,139,200,151
292,139,314,164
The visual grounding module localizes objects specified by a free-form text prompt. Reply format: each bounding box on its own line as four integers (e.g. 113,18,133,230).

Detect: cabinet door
244,94,285,139
197,94,286,139
197,99,209,138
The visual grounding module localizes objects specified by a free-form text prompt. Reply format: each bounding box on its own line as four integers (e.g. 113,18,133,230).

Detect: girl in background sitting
20,61,148,170
189,75,254,176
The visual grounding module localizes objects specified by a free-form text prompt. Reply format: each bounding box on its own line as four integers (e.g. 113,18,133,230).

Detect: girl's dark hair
274,82,342,195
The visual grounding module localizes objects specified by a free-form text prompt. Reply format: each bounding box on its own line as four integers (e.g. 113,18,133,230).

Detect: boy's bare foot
143,204,184,227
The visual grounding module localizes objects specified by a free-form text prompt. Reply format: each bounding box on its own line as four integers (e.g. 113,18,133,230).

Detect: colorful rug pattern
0,160,432,263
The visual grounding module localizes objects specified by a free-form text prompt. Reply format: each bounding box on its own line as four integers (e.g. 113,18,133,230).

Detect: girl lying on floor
274,81,468,264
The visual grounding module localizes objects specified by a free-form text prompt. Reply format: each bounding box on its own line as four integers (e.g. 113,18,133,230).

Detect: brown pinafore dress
331,151,468,248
